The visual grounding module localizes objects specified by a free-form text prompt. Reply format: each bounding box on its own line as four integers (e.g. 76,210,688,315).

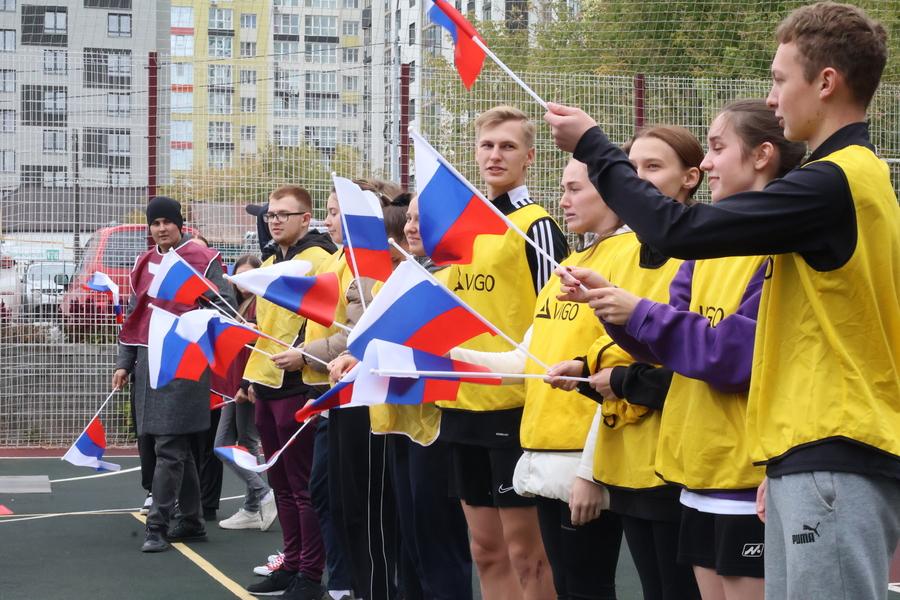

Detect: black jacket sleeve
609,364,673,411
524,216,570,295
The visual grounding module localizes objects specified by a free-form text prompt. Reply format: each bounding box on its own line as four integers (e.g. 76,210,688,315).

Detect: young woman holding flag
562,101,805,600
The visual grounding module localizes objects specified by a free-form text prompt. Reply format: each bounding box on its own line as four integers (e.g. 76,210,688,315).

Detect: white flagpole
471,37,548,110
371,368,590,383
61,387,120,461
215,312,330,367
331,173,368,313
388,239,550,370
170,251,247,323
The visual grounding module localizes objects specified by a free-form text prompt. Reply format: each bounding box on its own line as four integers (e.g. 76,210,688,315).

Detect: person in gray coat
112,197,234,553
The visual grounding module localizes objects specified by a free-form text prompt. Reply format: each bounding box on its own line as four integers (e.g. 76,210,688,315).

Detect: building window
171,62,193,85
84,49,132,89
170,148,192,171
0,110,14,133
42,129,66,153
275,69,301,93
239,69,256,85
305,42,336,64
171,91,193,113
171,34,194,56
341,130,358,146
208,8,232,30
106,131,129,155
240,125,256,141
109,168,129,187
304,95,336,119
107,92,130,116
343,0,358,7
42,89,66,114
43,49,66,74
171,6,193,28
305,15,337,37
208,64,232,87
274,0,300,7
305,0,336,7
0,30,15,52
240,97,256,113
209,91,232,114
0,1,14,12
208,35,232,58
342,20,359,36
208,121,231,143
208,147,232,168
342,75,359,91
273,125,300,147
342,48,358,63
0,150,14,172
482,1,492,20
340,103,358,118
408,22,415,44
44,10,66,34
275,94,300,117
43,169,67,188
305,71,336,93
274,41,300,63
240,13,256,29
239,42,256,57
274,14,299,36
305,126,336,149
170,120,191,143
108,13,131,37
0,70,14,92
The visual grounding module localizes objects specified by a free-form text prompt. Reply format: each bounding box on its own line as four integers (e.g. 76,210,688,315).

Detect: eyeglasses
262,211,307,224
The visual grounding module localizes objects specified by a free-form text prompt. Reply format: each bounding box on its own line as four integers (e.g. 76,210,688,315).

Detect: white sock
329,591,352,600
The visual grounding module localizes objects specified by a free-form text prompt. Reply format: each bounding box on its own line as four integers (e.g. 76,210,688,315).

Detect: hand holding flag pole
211,310,330,368
388,238,550,370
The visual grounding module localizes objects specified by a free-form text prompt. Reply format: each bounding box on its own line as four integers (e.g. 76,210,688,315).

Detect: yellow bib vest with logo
747,145,900,463
520,233,638,451
655,255,767,491
244,246,331,388
437,203,552,412
302,250,351,386
592,240,683,489
369,265,451,445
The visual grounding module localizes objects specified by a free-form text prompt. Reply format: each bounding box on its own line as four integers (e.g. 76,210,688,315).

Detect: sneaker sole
252,568,272,577
247,590,286,596
219,521,263,530
167,535,208,543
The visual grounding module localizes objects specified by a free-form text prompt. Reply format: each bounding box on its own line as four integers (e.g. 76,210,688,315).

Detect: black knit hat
146,196,184,230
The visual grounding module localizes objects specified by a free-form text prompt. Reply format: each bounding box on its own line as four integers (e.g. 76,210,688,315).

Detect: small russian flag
82,271,123,323
333,176,394,282
412,131,508,265
148,250,217,305
425,0,486,89
62,417,121,472
227,260,340,327
147,307,211,389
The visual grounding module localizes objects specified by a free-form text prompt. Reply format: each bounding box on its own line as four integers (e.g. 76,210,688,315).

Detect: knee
469,536,508,572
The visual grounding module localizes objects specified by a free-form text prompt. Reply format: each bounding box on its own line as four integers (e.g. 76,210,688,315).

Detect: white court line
51,466,141,483
0,495,244,523
889,583,900,593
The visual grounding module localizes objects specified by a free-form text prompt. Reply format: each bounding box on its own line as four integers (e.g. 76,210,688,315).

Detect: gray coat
116,238,235,436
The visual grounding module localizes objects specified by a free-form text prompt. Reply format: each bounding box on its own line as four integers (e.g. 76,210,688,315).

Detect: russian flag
62,417,121,472
148,250,217,305
412,131,509,265
294,365,358,422
175,310,262,377
425,0,486,89
346,260,494,359
83,271,123,323
227,260,340,327
214,446,265,472
148,307,210,389
333,176,394,282
365,339,502,386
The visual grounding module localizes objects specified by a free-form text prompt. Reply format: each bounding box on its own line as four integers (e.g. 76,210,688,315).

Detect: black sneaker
166,522,207,542
141,529,170,553
283,574,325,600
247,569,297,596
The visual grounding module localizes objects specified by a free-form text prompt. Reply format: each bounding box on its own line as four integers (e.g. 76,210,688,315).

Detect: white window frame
44,11,66,34
108,13,131,37
107,92,130,116
42,129,66,153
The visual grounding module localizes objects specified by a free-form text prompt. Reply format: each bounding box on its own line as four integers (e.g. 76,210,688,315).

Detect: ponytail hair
718,99,806,177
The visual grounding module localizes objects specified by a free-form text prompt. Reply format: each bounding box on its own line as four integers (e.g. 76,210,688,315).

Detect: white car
20,260,76,319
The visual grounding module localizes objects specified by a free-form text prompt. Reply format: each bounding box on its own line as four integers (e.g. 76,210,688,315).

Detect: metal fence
0,50,898,447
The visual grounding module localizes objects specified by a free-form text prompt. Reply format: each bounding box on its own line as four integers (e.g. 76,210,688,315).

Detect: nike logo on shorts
498,484,514,494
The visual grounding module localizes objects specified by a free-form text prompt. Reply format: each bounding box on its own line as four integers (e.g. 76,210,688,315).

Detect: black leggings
536,497,623,600
619,514,700,600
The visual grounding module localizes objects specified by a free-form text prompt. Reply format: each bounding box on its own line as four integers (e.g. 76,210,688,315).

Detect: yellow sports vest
520,233,637,451
369,265,451,445
302,250,351,386
747,145,900,463
244,246,331,388
438,203,557,412
592,240,683,489
655,255,767,491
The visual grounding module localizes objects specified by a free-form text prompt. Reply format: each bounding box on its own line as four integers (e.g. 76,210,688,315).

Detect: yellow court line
131,513,256,600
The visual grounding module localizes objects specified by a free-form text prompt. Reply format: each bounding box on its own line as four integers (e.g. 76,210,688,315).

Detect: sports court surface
1,455,897,600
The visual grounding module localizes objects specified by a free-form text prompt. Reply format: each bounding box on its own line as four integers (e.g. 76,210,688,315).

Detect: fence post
399,62,410,190
147,51,158,200
633,73,646,131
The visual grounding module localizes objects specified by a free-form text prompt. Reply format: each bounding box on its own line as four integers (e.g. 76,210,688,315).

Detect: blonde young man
440,106,569,599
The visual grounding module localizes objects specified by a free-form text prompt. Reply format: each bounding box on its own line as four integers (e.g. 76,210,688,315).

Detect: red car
60,224,199,335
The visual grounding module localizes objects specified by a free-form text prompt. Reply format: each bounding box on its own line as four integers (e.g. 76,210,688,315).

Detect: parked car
0,254,18,323
60,224,199,331
20,260,76,319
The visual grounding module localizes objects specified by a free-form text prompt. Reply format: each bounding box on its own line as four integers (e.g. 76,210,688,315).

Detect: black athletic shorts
678,506,765,578
449,443,536,508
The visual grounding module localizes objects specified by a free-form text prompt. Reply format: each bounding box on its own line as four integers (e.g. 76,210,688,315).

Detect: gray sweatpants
214,401,270,513
765,471,900,599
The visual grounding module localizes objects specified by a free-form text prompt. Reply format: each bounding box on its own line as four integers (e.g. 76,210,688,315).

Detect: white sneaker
140,493,152,515
259,490,277,532
252,551,285,576
218,508,262,530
